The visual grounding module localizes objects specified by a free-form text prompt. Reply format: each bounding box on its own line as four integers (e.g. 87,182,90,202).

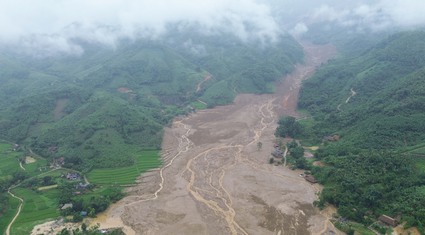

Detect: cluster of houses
65,172,81,180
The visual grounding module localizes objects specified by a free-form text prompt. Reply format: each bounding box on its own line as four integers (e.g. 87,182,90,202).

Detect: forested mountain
299,30,425,150
298,30,425,232
0,30,303,170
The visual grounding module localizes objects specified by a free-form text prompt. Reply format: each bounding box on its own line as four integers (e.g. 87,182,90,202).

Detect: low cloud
299,0,425,33
1,0,425,56
0,0,281,56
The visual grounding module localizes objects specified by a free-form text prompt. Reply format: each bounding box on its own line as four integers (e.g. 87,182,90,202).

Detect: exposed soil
25,156,36,164
196,74,212,93
83,41,341,235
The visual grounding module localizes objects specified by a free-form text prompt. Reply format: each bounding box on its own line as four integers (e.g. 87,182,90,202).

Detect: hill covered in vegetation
0,30,303,170
298,30,425,232
299,30,425,150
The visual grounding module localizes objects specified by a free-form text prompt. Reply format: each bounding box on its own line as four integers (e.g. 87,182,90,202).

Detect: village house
271,148,284,158
48,146,58,153
378,215,398,227
323,135,340,142
66,172,81,180
75,182,90,190
13,144,20,151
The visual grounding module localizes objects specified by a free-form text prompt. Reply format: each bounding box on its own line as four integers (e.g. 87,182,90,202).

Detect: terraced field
87,150,161,185
0,143,21,177
9,188,60,235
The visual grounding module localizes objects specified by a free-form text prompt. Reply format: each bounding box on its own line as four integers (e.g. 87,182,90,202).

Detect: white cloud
382,0,425,27
1,0,425,56
290,23,308,36
0,0,282,56
306,0,425,32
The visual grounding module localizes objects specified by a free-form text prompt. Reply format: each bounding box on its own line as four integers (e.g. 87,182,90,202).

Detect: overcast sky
1,0,424,56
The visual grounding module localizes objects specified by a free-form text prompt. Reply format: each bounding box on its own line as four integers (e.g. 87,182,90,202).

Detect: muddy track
88,41,340,235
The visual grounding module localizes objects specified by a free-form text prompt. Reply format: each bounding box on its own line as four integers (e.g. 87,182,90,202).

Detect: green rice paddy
9,188,60,235
87,150,161,185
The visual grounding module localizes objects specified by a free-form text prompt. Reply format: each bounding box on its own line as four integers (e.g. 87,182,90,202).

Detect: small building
75,182,90,190
304,175,317,184
13,144,20,151
66,172,81,180
323,135,340,142
378,215,398,227
48,146,58,153
271,148,284,158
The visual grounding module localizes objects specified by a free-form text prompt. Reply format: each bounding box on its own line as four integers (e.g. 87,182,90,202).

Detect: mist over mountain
1,0,425,56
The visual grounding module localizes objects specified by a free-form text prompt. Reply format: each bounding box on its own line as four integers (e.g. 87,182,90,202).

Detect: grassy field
350,222,376,235
191,100,207,110
415,157,425,173
9,187,60,235
87,150,161,185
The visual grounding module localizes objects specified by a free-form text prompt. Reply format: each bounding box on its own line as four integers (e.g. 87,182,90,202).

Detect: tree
42,176,53,186
275,116,302,138
257,142,263,151
290,146,304,159
81,223,87,232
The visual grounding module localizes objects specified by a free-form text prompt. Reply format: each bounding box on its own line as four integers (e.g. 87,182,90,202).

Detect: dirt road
6,188,24,235
90,41,338,235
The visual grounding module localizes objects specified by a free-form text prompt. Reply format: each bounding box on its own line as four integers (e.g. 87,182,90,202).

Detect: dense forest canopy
298,30,425,232
299,30,425,150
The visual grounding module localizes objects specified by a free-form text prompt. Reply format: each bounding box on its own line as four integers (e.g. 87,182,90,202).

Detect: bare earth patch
53,98,69,120
25,156,37,164
37,185,58,191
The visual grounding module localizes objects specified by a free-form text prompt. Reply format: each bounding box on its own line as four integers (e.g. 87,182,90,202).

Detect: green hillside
299,31,425,150
298,30,425,232
0,32,303,170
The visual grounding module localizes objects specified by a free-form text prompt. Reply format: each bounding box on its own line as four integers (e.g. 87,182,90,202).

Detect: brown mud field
88,41,339,235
